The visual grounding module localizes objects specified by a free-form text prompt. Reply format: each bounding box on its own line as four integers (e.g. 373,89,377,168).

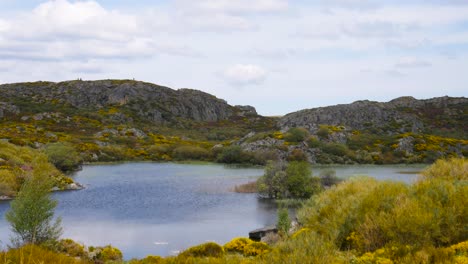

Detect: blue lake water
0,162,425,259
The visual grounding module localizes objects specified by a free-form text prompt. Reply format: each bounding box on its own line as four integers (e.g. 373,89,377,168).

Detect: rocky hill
0,80,256,124
279,96,468,137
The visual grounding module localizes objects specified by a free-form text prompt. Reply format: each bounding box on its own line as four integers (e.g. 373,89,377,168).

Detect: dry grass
233,181,257,193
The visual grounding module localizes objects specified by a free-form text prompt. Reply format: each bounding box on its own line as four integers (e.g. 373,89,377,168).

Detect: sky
0,0,467,116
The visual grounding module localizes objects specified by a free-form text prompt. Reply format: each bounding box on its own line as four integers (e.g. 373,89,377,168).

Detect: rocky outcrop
0,102,19,119
0,80,255,123
279,96,468,135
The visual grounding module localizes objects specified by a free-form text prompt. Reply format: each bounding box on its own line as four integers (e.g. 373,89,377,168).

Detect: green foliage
316,126,331,139
179,242,224,258
257,161,288,199
172,146,211,160
277,208,291,236
258,161,321,199
6,167,62,246
285,161,318,199
307,136,322,148
216,146,256,164
283,128,310,143
44,142,82,172
322,143,349,156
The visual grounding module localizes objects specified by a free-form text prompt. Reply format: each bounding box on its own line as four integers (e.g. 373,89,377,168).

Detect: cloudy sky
0,0,467,115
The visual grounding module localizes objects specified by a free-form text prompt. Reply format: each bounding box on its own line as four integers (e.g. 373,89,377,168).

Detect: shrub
172,146,211,160
217,146,252,164
179,242,224,258
284,128,310,143
322,143,349,156
0,244,86,264
287,149,308,162
224,237,253,254
277,208,291,236
307,136,322,148
57,239,86,258
44,142,82,172
422,157,467,181
316,126,330,139
243,241,271,256
90,245,123,262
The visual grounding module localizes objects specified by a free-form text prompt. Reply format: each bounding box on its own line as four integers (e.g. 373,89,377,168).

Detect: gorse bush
179,242,224,258
422,157,467,181
223,237,253,254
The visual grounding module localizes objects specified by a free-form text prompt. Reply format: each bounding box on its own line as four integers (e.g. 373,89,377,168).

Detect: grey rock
279,96,468,135
0,80,239,124
396,136,415,155
235,105,258,116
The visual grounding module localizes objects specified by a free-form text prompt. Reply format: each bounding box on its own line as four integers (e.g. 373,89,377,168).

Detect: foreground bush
223,237,253,254
0,244,87,264
179,242,224,258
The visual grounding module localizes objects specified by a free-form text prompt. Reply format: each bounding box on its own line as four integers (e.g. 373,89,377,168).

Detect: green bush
216,146,253,164
179,242,224,258
321,143,349,156
284,128,310,143
307,136,322,148
44,143,82,172
172,146,211,160
277,208,291,236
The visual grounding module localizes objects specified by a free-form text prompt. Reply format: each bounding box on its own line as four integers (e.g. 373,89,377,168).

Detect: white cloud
0,0,197,61
177,0,289,14
222,64,268,85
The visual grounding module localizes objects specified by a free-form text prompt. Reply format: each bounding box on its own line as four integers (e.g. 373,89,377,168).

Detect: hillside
0,80,466,165
237,96,467,164
280,96,468,138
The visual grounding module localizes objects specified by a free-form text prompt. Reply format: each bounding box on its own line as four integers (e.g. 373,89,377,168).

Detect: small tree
5,164,62,246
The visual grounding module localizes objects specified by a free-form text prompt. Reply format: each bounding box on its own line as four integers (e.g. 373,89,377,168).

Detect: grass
233,181,257,193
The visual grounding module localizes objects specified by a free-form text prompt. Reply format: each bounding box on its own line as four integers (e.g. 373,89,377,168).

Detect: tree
257,161,287,199
258,161,321,199
286,161,318,199
5,163,62,246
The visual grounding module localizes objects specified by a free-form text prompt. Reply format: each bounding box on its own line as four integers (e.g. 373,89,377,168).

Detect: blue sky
0,0,467,115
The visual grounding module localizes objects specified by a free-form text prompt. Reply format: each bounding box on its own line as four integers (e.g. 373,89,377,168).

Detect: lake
0,162,425,259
